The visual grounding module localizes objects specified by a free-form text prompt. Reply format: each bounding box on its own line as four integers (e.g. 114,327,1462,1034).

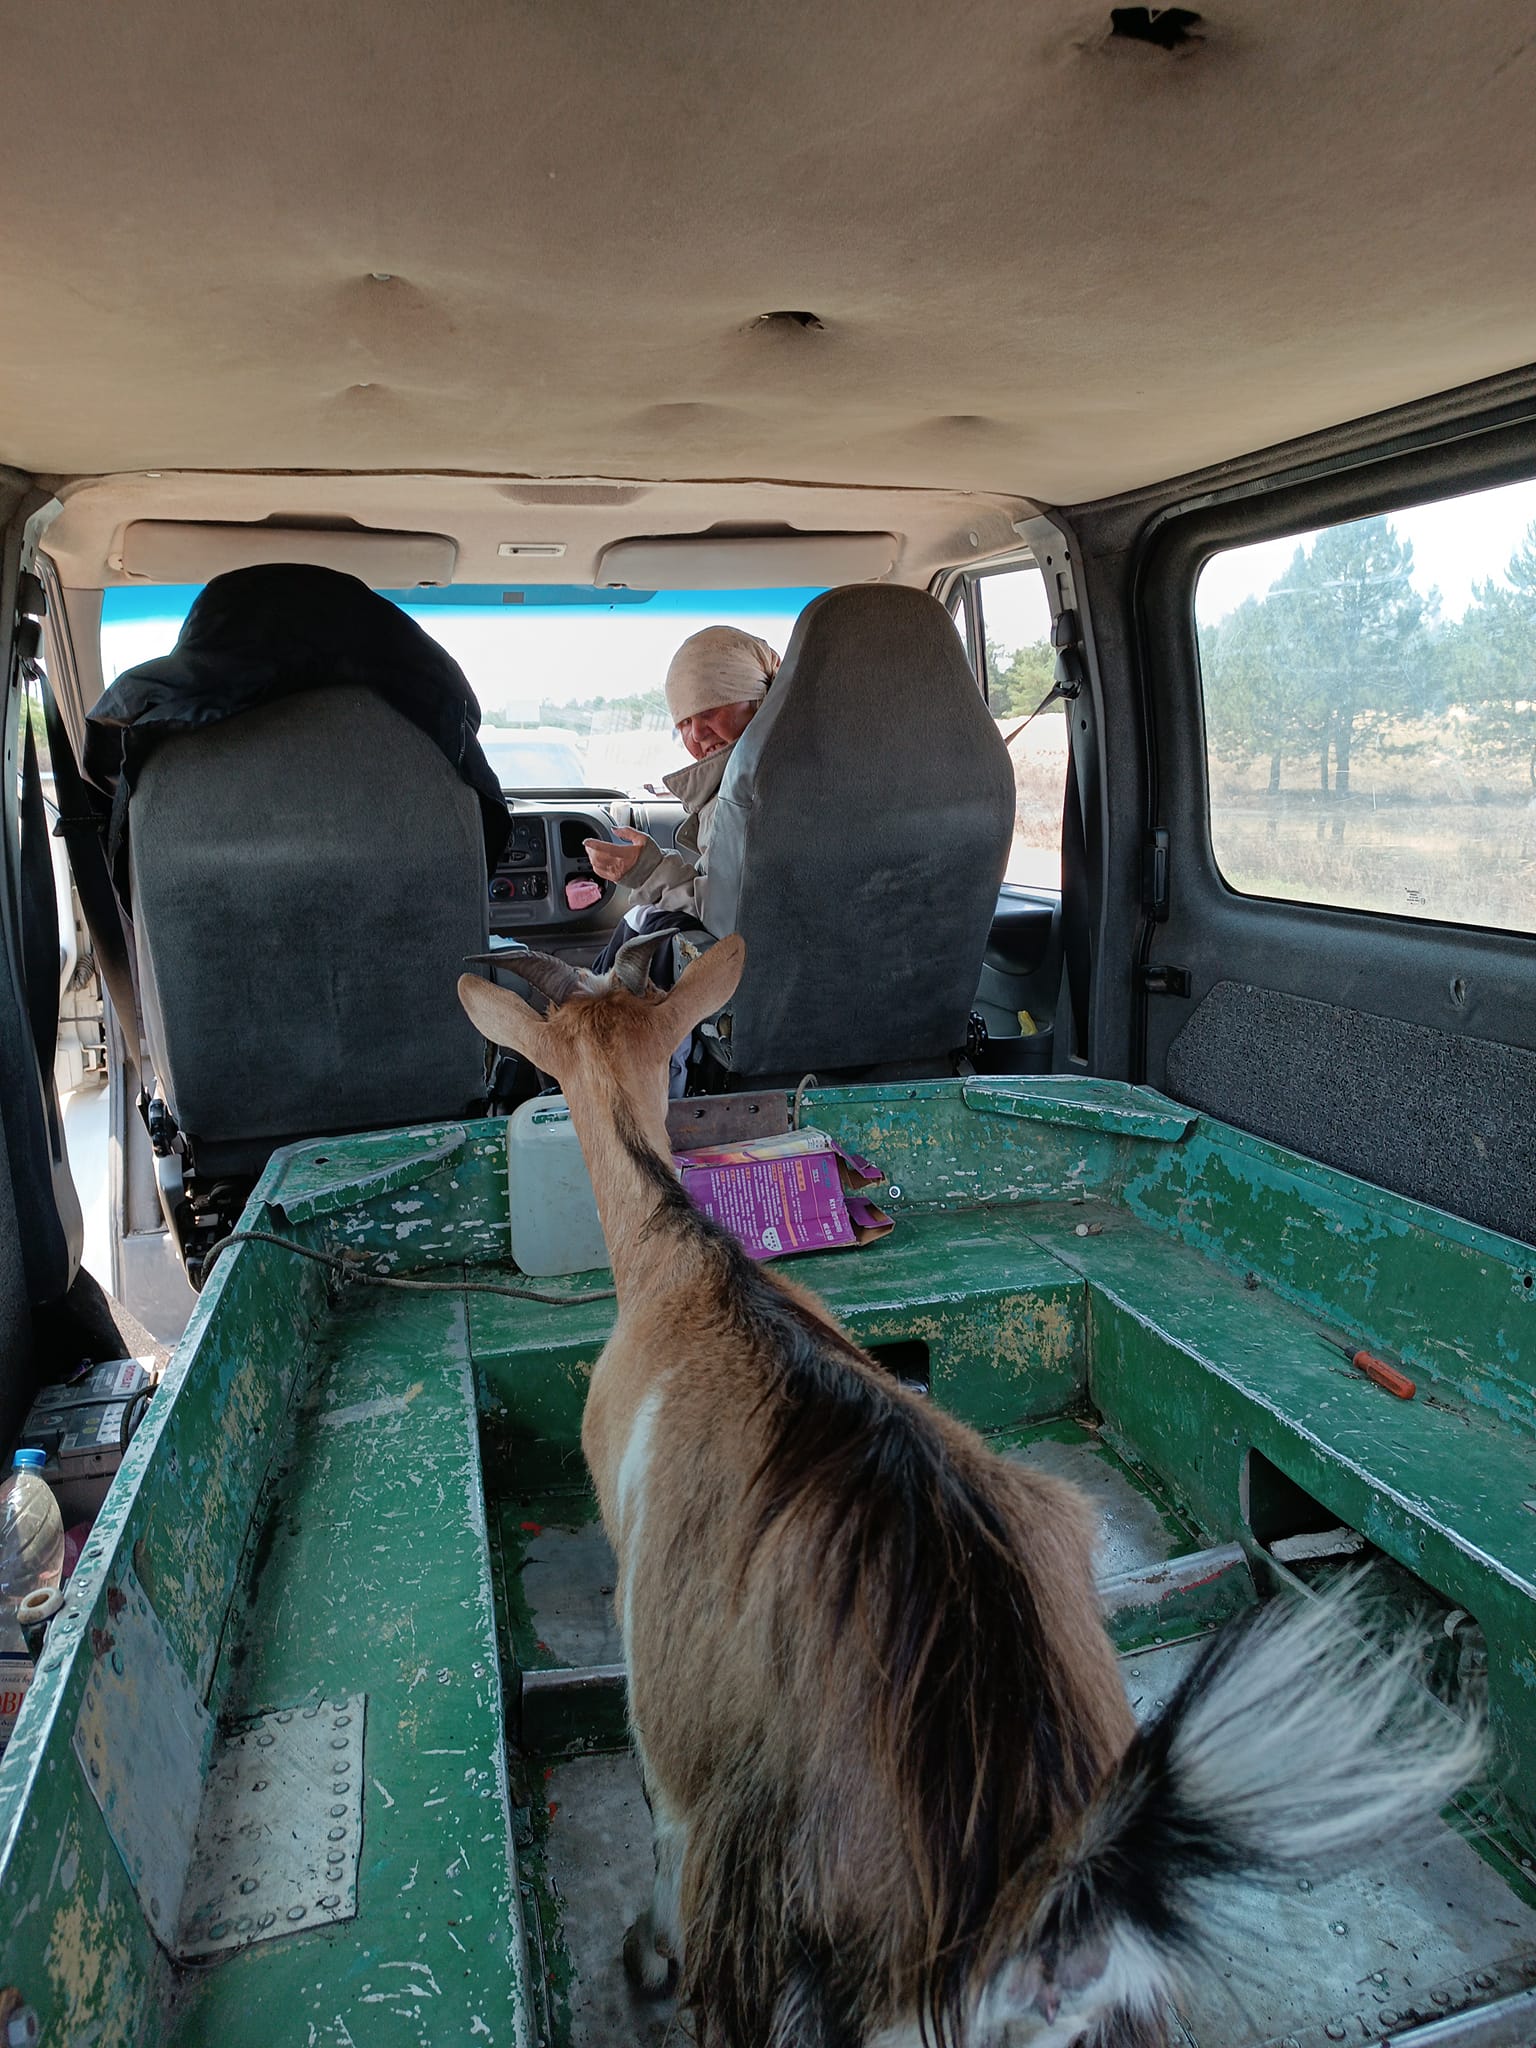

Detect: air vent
498,542,567,558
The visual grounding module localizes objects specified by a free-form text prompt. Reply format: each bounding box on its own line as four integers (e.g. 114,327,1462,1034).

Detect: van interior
2,4,1536,2044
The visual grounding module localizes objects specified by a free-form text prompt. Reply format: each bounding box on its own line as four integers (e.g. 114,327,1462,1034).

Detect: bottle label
0,1653,32,1753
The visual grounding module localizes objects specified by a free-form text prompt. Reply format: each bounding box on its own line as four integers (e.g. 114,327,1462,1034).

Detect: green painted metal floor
154,1188,1536,2047
490,1423,1536,2048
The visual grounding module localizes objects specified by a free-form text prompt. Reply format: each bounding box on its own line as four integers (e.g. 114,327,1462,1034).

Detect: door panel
1066,377,1536,1240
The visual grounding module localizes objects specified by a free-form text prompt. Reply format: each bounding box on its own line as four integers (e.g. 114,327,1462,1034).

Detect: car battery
19,1359,157,1510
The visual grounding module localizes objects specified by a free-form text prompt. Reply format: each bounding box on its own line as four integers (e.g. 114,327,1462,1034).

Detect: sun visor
595,531,898,589
116,521,458,586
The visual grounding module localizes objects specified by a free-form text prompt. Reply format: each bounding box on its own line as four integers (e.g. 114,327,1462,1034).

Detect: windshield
98,583,822,795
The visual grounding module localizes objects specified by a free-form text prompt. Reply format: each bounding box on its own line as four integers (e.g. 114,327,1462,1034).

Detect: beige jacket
620,748,732,918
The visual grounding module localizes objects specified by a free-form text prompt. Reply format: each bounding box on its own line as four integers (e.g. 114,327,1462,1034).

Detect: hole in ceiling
1109,7,1202,49
753,310,824,332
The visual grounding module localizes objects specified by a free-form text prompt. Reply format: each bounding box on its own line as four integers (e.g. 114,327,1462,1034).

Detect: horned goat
459,933,1481,2048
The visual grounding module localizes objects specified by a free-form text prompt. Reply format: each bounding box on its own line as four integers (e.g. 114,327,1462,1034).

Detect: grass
1210,731,1536,934
1000,715,1536,935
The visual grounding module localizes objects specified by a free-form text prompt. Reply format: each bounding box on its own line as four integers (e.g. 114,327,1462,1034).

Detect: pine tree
1267,516,1433,795
1453,520,1536,788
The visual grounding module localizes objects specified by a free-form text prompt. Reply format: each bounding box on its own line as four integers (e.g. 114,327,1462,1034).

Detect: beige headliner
5,0,1536,526
38,473,1031,590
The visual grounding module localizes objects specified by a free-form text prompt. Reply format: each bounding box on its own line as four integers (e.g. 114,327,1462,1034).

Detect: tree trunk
1318,740,1331,794
1335,717,1353,798
1267,751,1282,795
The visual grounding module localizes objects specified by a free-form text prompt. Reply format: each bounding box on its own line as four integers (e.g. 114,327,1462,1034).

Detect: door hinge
1141,827,1170,920
1137,962,1191,998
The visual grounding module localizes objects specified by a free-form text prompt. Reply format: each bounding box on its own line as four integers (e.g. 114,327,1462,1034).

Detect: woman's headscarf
664,626,781,724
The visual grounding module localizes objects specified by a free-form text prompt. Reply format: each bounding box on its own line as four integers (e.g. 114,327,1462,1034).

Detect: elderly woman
585,623,780,921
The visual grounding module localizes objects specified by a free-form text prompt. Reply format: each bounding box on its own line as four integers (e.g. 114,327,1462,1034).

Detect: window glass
98,584,821,796
976,564,1061,890
1195,478,1536,934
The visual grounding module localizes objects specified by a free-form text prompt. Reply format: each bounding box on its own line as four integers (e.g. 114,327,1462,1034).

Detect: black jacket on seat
87,562,510,896
85,563,509,1176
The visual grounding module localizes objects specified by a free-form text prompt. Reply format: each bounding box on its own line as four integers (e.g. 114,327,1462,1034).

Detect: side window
972,564,1061,891
1195,477,1536,934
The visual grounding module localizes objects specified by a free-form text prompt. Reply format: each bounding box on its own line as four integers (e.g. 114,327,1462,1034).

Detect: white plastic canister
506,1096,610,1277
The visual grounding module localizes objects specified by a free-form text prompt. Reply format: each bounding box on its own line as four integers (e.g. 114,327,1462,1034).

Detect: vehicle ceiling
4,0,1535,587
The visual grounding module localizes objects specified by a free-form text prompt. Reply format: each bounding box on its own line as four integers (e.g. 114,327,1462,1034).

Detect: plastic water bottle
0,1451,64,1755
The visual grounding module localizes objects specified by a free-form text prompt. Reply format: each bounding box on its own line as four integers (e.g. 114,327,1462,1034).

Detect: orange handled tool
1327,1339,1415,1400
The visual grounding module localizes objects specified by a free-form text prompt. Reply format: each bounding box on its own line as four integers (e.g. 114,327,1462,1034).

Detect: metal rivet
110,1650,124,1675
1325,2028,1346,2042
286,1904,307,1922
332,1782,348,1795
210,1922,228,1939
331,1698,347,1711
251,1780,268,1793
328,1826,346,1841
1474,1971,1496,1989
150,1895,161,1916
257,1733,275,1748
330,1804,347,1818
333,1758,350,1772
1432,1990,1451,2006
330,1737,348,1751
89,1758,100,1780
84,1691,95,1710
276,1711,293,1725
258,1912,275,1929
303,1706,320,1719
334,1714,351,1728
319,1893,340,1909
239,1878,258,1894
236,1915,253,1933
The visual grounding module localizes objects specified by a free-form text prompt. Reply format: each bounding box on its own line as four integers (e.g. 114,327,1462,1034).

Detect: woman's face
676,698,759,762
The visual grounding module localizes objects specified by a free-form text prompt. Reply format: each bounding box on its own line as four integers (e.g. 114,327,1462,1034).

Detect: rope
200,1229,617,1307
791,1074,818,1129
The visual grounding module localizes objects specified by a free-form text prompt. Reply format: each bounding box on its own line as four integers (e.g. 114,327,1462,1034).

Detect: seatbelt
17,711,60,1078
1059,741,1092,1061
1046,605,1096,1066
20,616,145,1089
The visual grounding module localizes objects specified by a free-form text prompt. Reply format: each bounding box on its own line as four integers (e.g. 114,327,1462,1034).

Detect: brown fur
459,946,1142,2048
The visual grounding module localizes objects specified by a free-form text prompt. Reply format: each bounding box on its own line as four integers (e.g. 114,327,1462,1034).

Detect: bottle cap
12,1449,46,1473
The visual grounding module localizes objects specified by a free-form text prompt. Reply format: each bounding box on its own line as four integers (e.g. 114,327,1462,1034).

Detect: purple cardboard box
673,1129,892,1262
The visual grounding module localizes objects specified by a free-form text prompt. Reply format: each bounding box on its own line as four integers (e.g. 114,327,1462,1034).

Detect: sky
1194,473,1536,630
99,586,822,723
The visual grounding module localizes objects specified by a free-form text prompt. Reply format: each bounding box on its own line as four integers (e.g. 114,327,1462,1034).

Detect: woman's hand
584,825,649,883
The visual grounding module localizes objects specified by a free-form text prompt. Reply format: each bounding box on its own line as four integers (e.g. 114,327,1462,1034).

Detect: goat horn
466,948,586,1007
609,929,674,997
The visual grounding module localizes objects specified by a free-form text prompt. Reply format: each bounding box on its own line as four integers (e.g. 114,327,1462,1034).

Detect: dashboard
488,796,685,935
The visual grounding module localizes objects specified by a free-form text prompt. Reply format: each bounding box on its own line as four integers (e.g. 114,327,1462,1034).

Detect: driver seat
697,584,1014,1081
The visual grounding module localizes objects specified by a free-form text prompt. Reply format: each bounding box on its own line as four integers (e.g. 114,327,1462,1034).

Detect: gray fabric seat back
130,685,490,1175
700,585,1015,1075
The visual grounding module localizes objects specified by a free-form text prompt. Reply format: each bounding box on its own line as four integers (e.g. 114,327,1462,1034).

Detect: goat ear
654,933,746,1043
458,972,556,1070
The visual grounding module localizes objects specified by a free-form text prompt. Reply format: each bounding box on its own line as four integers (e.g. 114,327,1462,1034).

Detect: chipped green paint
962,1076,1197,1143
283,1120,515,1271
269,1121,470,1224
2,1076,1534,2038
1123,1121,1536,1429
169,1283,531,2048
